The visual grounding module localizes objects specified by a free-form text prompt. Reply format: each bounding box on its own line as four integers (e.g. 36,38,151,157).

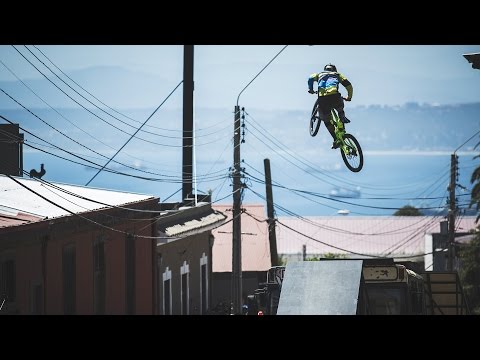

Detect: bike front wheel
310,99,321,137
340,134,364,172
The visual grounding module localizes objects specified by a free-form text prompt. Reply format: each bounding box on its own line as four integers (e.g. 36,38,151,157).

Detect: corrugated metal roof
165,211,226,237
212,204,272,273
276,216,478,257
0,175,156,224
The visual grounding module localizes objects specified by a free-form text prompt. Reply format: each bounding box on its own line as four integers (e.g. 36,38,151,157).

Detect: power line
455,127,480,153
246,170,449,212
244,110,450,194
11,46,188,148
85,80,183,186
0,115,230,184
5,174,233,240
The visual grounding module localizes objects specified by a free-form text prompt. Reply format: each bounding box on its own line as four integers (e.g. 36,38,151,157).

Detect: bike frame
328,109,348,153
309,95,364,172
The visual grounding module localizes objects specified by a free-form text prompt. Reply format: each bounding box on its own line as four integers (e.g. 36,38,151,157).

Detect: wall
157,232,211,315
0,201,157,315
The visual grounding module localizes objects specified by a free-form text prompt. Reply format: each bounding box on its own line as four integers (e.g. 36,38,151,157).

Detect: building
0,124,23,177
275,216,477,267
155,203,226,315
210,204,272,312
0,175,226,315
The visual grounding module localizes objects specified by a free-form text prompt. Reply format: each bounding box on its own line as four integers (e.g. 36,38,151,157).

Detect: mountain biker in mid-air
308,63,353,149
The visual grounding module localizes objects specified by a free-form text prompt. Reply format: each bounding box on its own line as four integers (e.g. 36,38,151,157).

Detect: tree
458,234,480,314
393,205,423,216
463,141,480,313
470,142,480,221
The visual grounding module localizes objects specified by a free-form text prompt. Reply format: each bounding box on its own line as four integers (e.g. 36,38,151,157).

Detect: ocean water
5,102,480,218
20,149,479,218
250,152,477,217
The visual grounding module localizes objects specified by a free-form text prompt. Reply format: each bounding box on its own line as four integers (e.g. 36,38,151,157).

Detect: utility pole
447,154,458,271
231,46,288,314
264,158,279,266
232,105,242,314
303,244,307,261
182,45,194,202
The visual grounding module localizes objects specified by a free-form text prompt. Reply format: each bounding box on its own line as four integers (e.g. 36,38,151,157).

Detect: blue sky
1,45,480,110
1,45,480,216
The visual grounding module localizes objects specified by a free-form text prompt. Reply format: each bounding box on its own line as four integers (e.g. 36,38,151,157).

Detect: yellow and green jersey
308,71,353,99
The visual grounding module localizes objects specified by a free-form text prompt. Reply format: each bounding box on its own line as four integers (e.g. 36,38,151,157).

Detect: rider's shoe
340,115,351,124
331,141,340,149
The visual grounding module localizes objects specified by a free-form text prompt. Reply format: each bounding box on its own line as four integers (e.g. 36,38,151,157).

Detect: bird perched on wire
29,163,46,179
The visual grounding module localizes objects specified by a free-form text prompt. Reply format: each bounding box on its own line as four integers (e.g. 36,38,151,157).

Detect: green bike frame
329,110,346,150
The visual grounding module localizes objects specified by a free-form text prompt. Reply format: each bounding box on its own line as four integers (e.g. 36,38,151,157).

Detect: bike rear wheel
310,99,321,137
340,134,364,172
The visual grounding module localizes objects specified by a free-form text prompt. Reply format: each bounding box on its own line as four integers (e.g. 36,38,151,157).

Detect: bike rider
308,64,353,149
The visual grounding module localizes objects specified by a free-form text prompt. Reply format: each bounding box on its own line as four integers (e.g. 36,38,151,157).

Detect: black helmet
324,63,337,72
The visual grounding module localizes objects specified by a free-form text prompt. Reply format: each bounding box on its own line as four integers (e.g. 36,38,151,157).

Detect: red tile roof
212,204,272,272
0,211,43,228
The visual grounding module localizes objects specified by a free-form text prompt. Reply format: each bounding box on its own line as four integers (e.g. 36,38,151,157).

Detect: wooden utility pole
264,158,279,266
447,154,458,271
182,45,194,202
232,105,242,314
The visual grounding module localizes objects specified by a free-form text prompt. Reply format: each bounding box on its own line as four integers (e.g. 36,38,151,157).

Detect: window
200,253,208,314
63,244,76,315
181,261,190,315
0,258,15,303
93,237,106,315
125,234,135,315
163,267,172,315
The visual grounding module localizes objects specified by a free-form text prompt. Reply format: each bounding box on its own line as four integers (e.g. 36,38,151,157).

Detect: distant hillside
1,102,479,154
348,102,480,151
242,102,480,153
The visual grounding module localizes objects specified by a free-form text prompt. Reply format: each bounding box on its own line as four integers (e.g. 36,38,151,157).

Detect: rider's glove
308,89,315,94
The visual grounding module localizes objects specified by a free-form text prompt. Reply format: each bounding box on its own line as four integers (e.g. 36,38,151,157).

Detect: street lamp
236,45,289,107
463,53,480,70
231,45,288,315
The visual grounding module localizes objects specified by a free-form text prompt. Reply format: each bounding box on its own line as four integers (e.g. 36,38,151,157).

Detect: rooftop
0,175,156,227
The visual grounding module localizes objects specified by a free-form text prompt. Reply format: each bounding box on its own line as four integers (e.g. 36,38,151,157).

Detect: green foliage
458,232,480,315
470,146,480,221
462,143,480,313
393,205,423,216
277,255,288,266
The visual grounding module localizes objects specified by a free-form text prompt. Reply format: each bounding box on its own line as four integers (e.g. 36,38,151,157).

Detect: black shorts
317,93,344,119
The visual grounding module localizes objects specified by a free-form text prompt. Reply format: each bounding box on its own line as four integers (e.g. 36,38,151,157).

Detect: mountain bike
310,95,364,173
